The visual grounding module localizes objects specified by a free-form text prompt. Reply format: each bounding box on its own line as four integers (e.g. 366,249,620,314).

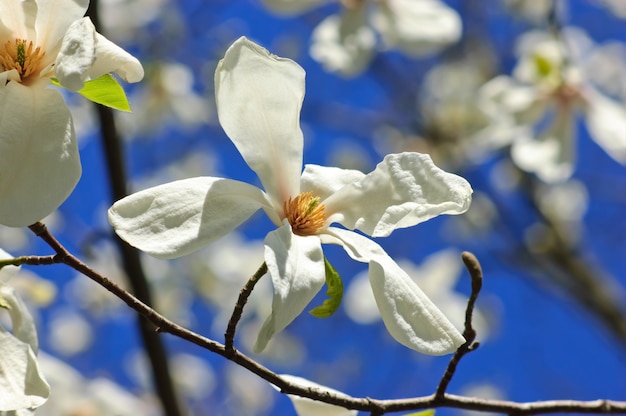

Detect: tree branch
435,251,482,398
17,224,626,415
224,262,268,353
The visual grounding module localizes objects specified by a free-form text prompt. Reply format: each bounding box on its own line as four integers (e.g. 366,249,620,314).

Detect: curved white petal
584,89,626,164
0,330,49,411
88,31,145,83
108,177,270,259
215,37,305,206
276,374,357,416
322,227,465,355
261,0,331,14
0,287,38,353
33,0,89,54
0,82,81,227
54,17,96,91
254,224,325,353
300,164,365,201
55,18,144,91
310,7,376,76
372,0,461,56
323,153,473,237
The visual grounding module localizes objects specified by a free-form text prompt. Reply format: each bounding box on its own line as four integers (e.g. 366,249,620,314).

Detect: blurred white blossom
478,28,626,182
264,0,461,76
118,62,213,138
36,352,158,416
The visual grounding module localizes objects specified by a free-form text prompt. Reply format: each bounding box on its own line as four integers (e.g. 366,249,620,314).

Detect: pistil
283,192,328,236
0,39,46,84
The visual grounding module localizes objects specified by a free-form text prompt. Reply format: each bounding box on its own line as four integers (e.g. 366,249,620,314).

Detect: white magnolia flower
108,37,472,355
275,374,357,416
264,0,461,76
0,250,49,413
0,0,144,227
478,28,626,182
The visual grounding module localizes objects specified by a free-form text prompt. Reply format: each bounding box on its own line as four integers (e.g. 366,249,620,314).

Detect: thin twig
224,262,268,353
18,223,626,415
435,251,483,398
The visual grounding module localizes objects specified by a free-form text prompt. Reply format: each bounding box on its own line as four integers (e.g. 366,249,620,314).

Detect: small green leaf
403,410,435,416
52,74,132,112
309,256,343,318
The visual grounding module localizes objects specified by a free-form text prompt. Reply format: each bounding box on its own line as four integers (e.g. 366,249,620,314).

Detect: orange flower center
0,39,47,85
283,192,327,236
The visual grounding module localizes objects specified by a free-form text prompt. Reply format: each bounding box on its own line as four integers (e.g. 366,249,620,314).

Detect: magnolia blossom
0,250,49,413
109,37,472,355
478,28,626,182
0,0,144,227
263,0,461,76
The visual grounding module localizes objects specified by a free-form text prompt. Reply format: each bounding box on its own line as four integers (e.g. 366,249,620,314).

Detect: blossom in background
262,0,461,76
118,62,212,138
275,375,357,416
478,28,626,182
0,0,144,227
108,37,472,355
0,250,49,413
35,352,158,416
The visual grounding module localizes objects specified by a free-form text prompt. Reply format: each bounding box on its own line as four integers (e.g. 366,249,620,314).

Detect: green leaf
52,74,132,112
403,410,435,416
309,256,343,318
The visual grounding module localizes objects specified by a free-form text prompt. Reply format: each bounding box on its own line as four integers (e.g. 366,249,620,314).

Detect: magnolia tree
0,0,625,415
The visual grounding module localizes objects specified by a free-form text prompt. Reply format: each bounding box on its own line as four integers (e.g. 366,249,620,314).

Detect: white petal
310,8,376,76
322,227,465,355
0,1,35,43
511,109,575,183
261,0,331,14
254,224,325,353
584,89,626,164
0,330,49,411
0,82,81,227
0,287,38,353
372,0,461,56
108,177,270,259
300,164,365,201
54,17,96,91
276,375,357,416
88,31,145,83
33,0,89,53
215,37,305,206
323,153,473,237
55,18,144,91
